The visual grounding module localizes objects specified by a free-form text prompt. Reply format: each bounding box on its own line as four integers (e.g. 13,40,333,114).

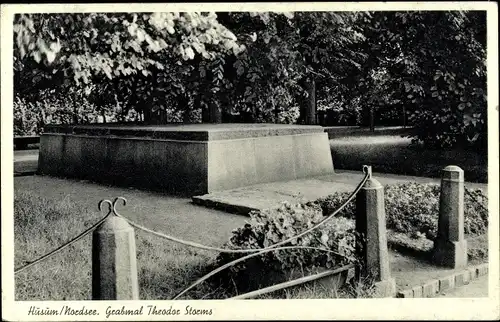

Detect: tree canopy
13,10,487,150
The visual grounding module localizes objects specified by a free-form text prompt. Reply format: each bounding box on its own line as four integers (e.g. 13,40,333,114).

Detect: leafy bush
384,183,440,239
311,182,488,240
317,97,363,126
307,192,356,219
13,93,137,136
216,202,360,291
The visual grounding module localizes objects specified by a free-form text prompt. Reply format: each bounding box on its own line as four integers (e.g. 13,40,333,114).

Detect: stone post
356,166,396,297
92,216,139,300
432,165,468,268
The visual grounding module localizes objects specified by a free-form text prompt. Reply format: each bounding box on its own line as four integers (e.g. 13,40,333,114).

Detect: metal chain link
14,170,370,279
117,170,369,254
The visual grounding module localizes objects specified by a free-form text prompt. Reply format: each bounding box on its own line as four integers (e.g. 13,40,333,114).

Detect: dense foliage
216,202,359,291
13,11,487,149
365,12,487,149
216,181,488,291
311,182,488,240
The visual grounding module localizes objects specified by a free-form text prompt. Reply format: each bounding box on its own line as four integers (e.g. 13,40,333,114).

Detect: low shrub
384,183,440,240
311,182,488,240
14,93,140,136
217,182,488,294
216,202,360,293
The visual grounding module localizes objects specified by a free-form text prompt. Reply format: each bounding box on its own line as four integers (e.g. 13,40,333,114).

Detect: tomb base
38,123,334,196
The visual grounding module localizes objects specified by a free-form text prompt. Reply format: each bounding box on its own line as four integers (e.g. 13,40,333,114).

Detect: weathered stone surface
38,124,334,196
356,178,391,280
356,175,395,298
412,285,423,298
468,267,479,279
422,279,439,297
476,263,489,276
396,289,413,298
454,270,471,287
43,123,325,141
432,240,468,269
92,216,139,300
432,166,468,268
439,275,455,292
206,131,333,192
373,278,396,298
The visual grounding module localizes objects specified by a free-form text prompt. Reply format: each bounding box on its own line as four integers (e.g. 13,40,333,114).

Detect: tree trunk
180,94,191,123
208,101,222,123
72,94,79,125
402,105,406,128
20,102,26,134
39,106,46,131
202,106,210,122
305,77,317,125
369,106,375,132
157,109,168,124
143,106,152,124
199,96,211,123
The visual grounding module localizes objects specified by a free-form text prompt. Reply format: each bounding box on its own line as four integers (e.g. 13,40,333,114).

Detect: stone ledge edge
395,262,489,298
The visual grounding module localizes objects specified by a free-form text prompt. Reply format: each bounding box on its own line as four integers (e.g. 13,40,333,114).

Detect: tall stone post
432,165,468,268
356,166,396,297
92,216,139,300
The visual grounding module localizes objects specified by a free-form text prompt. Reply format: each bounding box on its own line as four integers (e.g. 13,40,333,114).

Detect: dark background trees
13,11,487,150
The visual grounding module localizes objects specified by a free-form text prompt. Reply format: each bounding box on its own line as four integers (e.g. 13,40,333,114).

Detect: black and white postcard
1,2,499,321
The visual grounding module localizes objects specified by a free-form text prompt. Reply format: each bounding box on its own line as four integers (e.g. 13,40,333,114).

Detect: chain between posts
113,169,370,255
15,167,371,298
362,165,372,179
14,197,126,274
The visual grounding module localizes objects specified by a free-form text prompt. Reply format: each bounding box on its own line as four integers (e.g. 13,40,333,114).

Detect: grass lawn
14,190,220,300
330,135,487,183
13,176,488,300
14,190,366,300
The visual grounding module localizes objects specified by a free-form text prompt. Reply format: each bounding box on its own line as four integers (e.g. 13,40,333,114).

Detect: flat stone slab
192,170,488,215
192,171,374,214
43,123,325,141
193,178,355,214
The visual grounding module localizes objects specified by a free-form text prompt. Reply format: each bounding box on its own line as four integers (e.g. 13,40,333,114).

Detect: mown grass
330,136,487,183
14,191,359,300
14,191,225,300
